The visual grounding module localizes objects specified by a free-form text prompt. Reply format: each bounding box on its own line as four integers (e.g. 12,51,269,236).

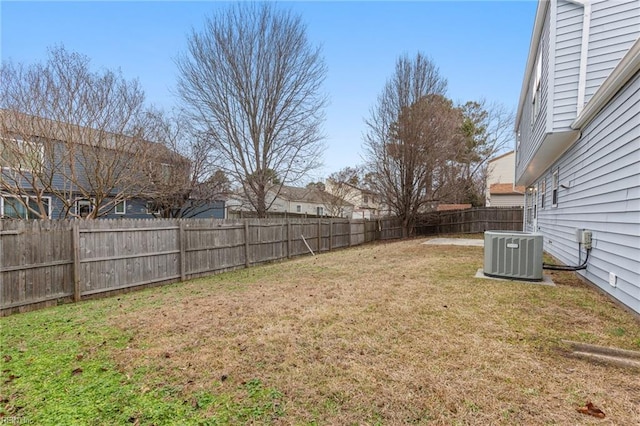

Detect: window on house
525,188,534,227
552,169,559,207
296,205,301,213
316,206,323,216
1,195,51,219
0,138,44,171
539,179,546,209
115,200,126,215
531,51,542,128
75,199,95,218
146,201,161,215
363,195,368,204
160,163,172,181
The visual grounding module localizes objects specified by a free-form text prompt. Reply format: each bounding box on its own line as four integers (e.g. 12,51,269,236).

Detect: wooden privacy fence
1,217,403,315
415,207,524,235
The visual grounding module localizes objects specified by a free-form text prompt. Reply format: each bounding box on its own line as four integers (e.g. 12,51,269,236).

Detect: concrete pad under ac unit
475,269,555,286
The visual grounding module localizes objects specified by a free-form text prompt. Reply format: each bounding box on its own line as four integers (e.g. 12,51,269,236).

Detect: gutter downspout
567,0,591,116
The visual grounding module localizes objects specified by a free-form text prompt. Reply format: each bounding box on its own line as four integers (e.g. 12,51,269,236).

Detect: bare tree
142,111,229,218
1,46,162,219
176,2,327,217
363,53,461,236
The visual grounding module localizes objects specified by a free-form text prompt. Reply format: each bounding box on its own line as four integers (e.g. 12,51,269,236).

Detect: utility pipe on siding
566,0,591,116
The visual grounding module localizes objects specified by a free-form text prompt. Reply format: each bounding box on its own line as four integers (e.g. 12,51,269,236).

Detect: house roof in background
277,185,353,207
0,108,179,161
488,150,515,163
490,183,526,195
436,204,472,211
326,178,377,196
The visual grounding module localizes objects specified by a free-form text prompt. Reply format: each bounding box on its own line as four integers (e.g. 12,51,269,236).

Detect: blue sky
1,1,538,180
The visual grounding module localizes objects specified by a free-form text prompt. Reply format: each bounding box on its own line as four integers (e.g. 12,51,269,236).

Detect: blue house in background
1,110,225,220
515,0,639,314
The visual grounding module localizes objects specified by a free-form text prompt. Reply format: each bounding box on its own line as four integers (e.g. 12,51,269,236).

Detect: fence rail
1,208,522,315
1,217,403,315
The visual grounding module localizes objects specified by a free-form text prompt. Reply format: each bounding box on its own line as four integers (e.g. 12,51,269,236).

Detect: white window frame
531,51,542,128
115,200,126,215
539,178,546,209
1,194,51,219
296,205,301,213
552,169,559,207
146,201,162,215
75,198,96,218
316,206,323,216
525,187,535,227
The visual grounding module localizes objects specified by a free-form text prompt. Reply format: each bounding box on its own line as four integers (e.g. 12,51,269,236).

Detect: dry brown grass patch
108,239,640,425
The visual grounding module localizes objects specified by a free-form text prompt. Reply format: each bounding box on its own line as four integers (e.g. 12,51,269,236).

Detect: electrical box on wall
575,229,592,249
582,230,592,249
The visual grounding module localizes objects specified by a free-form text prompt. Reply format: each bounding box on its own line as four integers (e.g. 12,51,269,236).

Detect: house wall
516,4,551,181
325,180,381,218
487,152,516,186
585,0,640,103
516,0,640,184
525,70,640,313
268,197,327,216
552,0,582,129
486,152,519,206
490,194,525,208
552,0,640,129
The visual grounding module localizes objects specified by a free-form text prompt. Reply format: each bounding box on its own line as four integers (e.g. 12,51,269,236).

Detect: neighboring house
227,185,353,218
273,185,352,217
515,0,639,313
0,110,189,219
485,151,525,207
325,179,385,219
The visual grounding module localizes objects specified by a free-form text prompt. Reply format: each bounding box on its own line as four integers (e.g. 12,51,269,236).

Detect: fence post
348,220,352,246
287,220,291,259
329,218,333,251
244,220,250,267
72,221,81,302
179,221,186,281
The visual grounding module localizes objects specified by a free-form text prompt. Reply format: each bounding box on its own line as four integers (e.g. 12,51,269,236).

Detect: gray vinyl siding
552,0,582,130
533,70,640,313
516,8,551,181
585,0,640,103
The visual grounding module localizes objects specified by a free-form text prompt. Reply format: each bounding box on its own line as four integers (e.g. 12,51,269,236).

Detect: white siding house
325,179,385,219
226,185,353,218
485,151,525,207
515,0,640,314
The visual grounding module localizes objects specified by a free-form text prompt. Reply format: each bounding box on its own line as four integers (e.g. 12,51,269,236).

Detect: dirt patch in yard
108,240,640,424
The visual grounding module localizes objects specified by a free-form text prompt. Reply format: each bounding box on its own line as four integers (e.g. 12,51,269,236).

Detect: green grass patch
0,300,283,425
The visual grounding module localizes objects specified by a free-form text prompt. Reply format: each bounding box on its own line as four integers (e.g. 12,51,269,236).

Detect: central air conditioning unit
484,231,543,281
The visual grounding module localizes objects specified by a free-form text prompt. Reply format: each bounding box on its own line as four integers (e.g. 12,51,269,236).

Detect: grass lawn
1,238,639,425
